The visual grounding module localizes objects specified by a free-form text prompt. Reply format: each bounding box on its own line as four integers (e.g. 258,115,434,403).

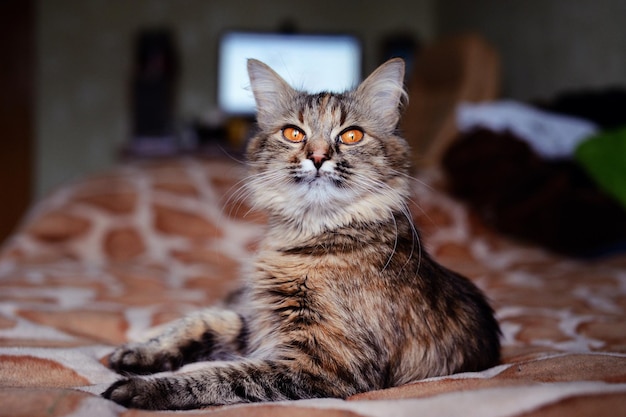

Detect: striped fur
103,58,500,410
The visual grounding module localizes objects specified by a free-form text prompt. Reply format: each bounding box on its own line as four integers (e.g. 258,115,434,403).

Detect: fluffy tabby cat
102,58,500,410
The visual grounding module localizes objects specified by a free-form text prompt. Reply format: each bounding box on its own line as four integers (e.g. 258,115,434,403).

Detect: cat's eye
339,128,364,144
282,126,306,143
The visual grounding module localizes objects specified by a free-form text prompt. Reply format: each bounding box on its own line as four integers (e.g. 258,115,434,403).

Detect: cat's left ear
356,58,407,130
247,59,296,128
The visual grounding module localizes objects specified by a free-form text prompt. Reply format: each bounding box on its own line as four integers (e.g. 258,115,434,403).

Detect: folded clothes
456,100,598,159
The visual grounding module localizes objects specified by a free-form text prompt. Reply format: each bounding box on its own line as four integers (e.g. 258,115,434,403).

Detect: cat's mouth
295,171,330,186
294,163,343,189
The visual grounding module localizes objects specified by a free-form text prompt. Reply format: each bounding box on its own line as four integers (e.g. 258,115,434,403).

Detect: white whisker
349,171,422,275
222,169,286,219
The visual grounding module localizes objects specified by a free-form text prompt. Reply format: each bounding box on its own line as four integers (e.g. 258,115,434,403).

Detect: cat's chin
292,182,349,208
295,174,339,190
293,160,344,189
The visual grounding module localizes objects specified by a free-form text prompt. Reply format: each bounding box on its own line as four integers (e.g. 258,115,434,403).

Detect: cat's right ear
247,59,295,128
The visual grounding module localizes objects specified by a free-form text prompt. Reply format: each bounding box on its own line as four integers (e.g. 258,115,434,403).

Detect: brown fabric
401,33,500,168
0,157,625,416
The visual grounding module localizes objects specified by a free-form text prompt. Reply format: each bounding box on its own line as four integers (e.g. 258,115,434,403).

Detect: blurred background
1,0,626,245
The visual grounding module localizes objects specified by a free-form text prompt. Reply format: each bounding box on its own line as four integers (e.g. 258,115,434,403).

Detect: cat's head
245,58,411,234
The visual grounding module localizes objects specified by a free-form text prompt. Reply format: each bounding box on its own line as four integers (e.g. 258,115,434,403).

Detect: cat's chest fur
250,247,374,322
244,238,410,354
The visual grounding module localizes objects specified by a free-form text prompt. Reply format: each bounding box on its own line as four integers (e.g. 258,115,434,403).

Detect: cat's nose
307,150,329,170
305,140,333,170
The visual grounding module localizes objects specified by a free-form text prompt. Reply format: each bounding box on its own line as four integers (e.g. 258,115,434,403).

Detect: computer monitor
218,31,362,115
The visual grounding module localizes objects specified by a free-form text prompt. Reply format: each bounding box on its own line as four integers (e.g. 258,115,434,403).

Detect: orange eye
282,126,306,142
339,128,364,144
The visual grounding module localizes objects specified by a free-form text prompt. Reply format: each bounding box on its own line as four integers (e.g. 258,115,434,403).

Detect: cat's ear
356,58,406,130
247,59,296,128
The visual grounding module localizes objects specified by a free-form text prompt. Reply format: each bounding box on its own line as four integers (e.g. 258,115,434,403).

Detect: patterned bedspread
1,157,625,416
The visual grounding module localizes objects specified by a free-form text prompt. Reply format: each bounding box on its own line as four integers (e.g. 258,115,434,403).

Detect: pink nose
308,151,329,169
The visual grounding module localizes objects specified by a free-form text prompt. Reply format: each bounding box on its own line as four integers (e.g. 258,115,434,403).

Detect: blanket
1,157,625,416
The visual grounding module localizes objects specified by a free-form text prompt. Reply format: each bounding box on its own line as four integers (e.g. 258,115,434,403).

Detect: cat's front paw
102,377,170,409
108,342,182,375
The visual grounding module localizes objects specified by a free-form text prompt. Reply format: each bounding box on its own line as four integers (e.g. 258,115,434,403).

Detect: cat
102,58,501,410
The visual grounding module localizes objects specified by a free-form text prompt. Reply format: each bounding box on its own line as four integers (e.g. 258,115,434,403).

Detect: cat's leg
109,308,247,375
102,359,344,409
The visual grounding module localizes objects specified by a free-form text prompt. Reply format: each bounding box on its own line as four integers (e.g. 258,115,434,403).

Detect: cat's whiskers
372,170,424,273
224,170,286,219
349,172,422,275
388,168,434,191
387,168,436,228
380,208,399,272
224,177,261,219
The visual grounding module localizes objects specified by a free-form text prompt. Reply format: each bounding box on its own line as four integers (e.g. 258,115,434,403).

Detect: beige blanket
1,157,625,416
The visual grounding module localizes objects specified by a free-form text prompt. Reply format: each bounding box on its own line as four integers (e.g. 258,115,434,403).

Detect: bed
1,155,625,416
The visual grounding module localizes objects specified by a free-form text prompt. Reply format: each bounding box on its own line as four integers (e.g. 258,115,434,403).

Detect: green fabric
575,127,626,209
